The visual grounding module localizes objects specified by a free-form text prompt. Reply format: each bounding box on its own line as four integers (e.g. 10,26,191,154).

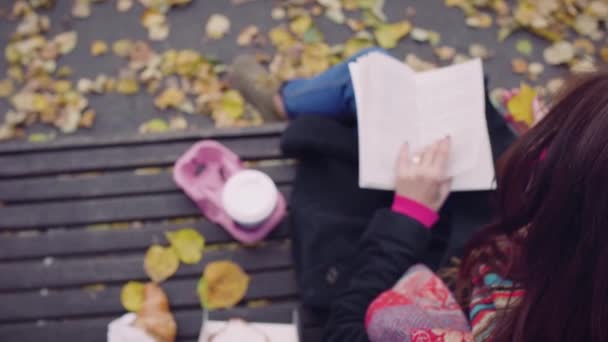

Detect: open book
349,52,495,192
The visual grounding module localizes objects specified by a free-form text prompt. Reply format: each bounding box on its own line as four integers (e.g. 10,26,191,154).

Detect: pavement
0,0,565,140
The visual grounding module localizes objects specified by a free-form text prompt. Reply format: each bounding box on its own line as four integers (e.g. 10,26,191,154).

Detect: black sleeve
322,208,432,342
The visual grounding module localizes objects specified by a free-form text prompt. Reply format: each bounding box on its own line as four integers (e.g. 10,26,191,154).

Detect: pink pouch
173,140,286,244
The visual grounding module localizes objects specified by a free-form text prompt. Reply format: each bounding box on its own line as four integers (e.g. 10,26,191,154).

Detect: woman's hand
395,137,452,211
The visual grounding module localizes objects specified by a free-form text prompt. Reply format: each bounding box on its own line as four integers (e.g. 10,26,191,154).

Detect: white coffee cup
221,170,279,228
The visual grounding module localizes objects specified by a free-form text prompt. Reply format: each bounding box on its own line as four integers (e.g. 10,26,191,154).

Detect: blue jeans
281,47,387,120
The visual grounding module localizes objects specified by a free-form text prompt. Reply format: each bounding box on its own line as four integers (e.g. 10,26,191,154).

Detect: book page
350,54,495,191
414,59,494,190
350,53,418,189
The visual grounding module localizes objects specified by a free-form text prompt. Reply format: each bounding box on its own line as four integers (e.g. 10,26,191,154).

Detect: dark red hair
461,71,608,341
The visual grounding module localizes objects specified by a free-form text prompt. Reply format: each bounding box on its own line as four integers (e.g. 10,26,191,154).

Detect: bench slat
0,241,291,290
0,164,294,203
0,136,282,178
0,269,297,322
0,123,286,155
0,187,291,230
0,220,290,261
0,301,322,342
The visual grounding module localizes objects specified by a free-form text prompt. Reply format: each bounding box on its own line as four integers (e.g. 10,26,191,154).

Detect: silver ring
411,155,421,164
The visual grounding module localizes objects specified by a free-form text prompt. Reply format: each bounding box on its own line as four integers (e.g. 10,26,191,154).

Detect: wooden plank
0,301,322,342
0,186,291,230
0,269,297,322
0,136,282,178
0,164,295,203
0,240,292,290
0,123,286,155
0,219,290,261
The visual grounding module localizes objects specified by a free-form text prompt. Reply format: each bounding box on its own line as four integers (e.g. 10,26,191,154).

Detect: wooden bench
0,123,324,342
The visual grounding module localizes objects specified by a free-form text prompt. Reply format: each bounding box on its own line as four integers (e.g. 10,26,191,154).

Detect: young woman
231,47,606,341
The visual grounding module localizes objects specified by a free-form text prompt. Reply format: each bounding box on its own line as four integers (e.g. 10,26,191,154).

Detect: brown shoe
228,55,285,122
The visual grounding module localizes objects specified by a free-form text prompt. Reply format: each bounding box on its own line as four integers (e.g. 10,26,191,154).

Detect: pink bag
173,140,286,244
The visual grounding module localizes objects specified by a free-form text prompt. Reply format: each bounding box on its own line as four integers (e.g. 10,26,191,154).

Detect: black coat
280,89,516,341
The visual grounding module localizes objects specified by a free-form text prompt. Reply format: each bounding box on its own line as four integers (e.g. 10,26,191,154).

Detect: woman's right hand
395,137,452,211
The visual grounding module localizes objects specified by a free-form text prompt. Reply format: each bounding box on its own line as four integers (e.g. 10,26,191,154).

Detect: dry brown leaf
154,87,185,110
134,283,177,342
511,58,529,74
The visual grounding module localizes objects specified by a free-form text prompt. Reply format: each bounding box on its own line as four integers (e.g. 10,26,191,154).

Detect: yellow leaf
90,40,108,56
139,118,170,134
121,281,145,312
374,21,411,49
213,90,245,120
154,87,186,110
0,79,14,98
343,37,374,58
198,261,250,310
143,245,179,282
269,26,297,50
507,83,536,126
116,77,140,95
112,39,134,57
165,228,205,264
290,15,312,37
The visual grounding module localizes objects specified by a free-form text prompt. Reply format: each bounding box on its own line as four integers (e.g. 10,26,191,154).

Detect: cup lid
221,170,278,226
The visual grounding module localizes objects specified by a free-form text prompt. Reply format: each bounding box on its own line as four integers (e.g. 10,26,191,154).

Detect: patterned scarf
365,264,519,342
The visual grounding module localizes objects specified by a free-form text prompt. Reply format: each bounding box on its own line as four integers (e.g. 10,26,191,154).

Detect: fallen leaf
405,53,436,71
198,261,250,310
0,79,14,98
72,0,91,18
343,35,374,58
79,108,96,128
237,25,259,46
206,14,230,39
374,21,411,49
468,43,491,59
516,39,533,56
302,25,324,43
154,87,186,110
466,12,493,28
166,228,205,264
600,46,608,63
269,26,297,50
528,62,544,80
134,283,177,342
28,132,54,143
271,7,286,20
573,38,595,55
511,58,528,74
543,41,574,65
143,245,179,282
212,90,245,120
117,0,134,12
290,15,312,37
507,83,536,127
116,77,140,95
54,31,77,55
90,40,108,56
113,39,134,57
434,46,456,61
139,118,170,134
546,77,564,95
121,281,145,312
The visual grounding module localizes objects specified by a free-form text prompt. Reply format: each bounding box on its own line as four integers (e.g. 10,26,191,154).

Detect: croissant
134,283,177,342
